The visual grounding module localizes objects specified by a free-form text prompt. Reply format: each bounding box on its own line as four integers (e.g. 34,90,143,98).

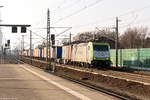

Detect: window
93,45,109,51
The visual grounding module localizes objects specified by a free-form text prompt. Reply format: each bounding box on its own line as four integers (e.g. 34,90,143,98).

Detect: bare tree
72,28,117,48
73,32,93,42
120,27,149,48
73,28,116,42
67,27,150,48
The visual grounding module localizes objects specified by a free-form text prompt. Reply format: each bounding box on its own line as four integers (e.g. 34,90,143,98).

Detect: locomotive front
91,42,111,67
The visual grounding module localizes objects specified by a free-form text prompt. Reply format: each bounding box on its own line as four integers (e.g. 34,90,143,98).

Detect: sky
0,0,150,49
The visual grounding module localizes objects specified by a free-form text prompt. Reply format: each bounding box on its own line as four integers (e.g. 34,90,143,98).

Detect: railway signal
51,34,55,45
0,24,30,33
21,26,27,33
5,43,7,47
7,40,10,46
12,26,17,33
12,26,27,33
0,24,31,55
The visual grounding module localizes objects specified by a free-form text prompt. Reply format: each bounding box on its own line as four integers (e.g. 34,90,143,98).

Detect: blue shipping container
56,47,62,58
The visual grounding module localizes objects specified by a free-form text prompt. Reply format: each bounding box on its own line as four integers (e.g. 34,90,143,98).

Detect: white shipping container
62,45,72,60
71,43,89,62
33,48,39,57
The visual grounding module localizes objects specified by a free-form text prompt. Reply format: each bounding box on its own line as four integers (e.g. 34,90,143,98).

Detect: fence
110,48,150,68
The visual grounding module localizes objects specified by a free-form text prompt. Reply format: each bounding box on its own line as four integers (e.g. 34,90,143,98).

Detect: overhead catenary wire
119,15,139,28
23,2,150,49
53,0,80,13
23,38,46,49
119,17,150,30
119,4,150,17
27,29,46,40
31,2,150,37
32,13,47,29
52,0,104,25
52,0,67,12
12,29,46,50
72,3,150,29
55,27,72,37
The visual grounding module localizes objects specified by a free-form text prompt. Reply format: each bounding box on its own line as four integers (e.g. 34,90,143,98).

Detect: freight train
22,42,111,68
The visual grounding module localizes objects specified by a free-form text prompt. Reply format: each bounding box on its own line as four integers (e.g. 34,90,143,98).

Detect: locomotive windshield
93,45,110,58
93,45,109,51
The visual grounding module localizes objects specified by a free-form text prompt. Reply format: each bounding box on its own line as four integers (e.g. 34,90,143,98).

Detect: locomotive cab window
93,45,109,51
93,45,110,58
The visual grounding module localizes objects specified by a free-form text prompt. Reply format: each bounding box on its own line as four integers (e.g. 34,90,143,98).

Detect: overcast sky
0,0,150,49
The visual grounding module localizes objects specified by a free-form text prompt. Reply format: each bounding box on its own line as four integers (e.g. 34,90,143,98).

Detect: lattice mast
46,9,51,69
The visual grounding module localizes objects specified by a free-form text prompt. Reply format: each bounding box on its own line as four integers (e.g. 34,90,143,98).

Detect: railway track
92,69,150,84
54,62,150,85
26,56,150,76
22,56,150,84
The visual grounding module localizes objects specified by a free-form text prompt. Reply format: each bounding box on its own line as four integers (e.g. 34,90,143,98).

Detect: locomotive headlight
106,58,110,60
